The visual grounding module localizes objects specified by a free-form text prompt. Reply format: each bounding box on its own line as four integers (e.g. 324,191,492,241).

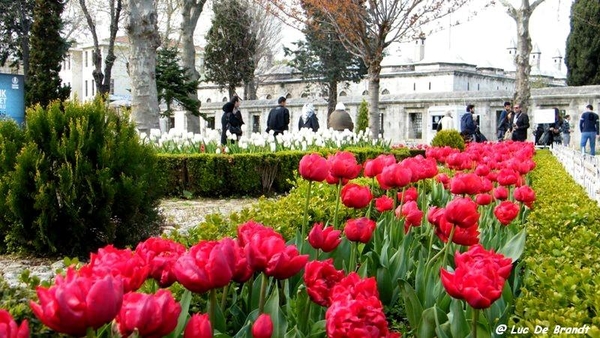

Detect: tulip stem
220,284,230,312
427,224,455,267
333,181,342,229
302,180,313,237
86,327,96,338
472,308,479,338
442,225,456,266
258,273,269,313
209,289,217,328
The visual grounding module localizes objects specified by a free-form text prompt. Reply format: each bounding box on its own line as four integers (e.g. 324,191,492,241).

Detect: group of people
496,101,530,142
221,96,355,144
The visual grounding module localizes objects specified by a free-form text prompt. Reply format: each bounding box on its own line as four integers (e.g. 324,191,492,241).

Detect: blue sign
0,73,25,125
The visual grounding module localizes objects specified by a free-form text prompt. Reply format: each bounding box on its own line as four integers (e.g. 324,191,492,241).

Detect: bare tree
497,0,548,112
157,0,183,45
79,0,123,96
62,0,88,41
126,0,161,132
244,0,282,100
256,0,471,138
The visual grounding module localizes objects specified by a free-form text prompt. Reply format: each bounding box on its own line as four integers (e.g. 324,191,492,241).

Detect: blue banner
0,73,25,125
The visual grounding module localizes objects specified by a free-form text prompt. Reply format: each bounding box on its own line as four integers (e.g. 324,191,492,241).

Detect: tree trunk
180,0,207,133
327,81,337,120
367,65,381,139
79,0,104,95
126,0,161,133
514,11,532,112
17,0,31,81
244,79,257,100
102,0,122,96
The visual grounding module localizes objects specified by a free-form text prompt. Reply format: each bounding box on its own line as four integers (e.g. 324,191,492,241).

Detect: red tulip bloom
325,172,350,185
244,231,287,273
444,197,480,229
135,237,186,288
30,268,123,336
0,309,29,338
435,218,480,246
475,193,493,206
173,239,236,294
375,195,394,213
237,221,282,247
475,164,491,177
252,314,274,338
396,200,423,233
436,173,451,187
513,185,536,209
341,183,372,209
308,223,342,252
303,259,345,307
398,186,418,203
377,163,412,190
231,240,253,283
344,217,377,243
265,245,309,280
493,186,509,200
497,168,520,187
450,173,483,196
363,154,396,178
494,201,520,225
427,206,445,226
441,244,512,309
116,289,181,338
299,153,329,182
330,272,380,302
184,314,212,338
79,245,149,293
328,151,362,182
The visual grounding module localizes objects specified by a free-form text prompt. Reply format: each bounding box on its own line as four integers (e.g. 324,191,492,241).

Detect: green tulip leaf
398,279,424,330
165,289,192,338
417,306,449,338
376,267,393,306
307,320,327,338
498,228,527,262
450,300,470,338
265,284,289,338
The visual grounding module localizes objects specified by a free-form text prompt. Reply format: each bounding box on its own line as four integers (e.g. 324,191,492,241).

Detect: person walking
511,104,529,142
580,104,599,155
497,101,512,141
328,102,354,131
460,104,477,142
266,96,290,136
561,114,573,147
440,110,455,131
298,103,319,132
220,96,243,145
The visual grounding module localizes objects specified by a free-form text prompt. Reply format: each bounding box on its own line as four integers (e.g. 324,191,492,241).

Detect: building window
68,55,71,70
91,82,95,96
266,94,272,99
85,51,88,67
286,93,292,99
110,79,115,95
85,80,88,97
206,98,212,103
207,115,216,129
301,93,308,98
381,89,389,95
362,90,369,96
467,83,470,91
409,113,423,139
339,91,347,97
379,112,385,136
413,83,416,91
222,97,227,102
477,84,480,91
252,114,260,133
428,82,431,90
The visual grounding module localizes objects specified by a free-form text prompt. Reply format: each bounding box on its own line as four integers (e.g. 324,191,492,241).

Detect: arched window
286,93,292,99
301,93,308,98
339,91,347,97
206,98,212,103
266,94,272,100
362,90,369,96
222,97,228,102
381,89,390,95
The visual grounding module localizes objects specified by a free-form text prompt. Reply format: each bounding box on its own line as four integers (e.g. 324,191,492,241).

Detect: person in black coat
511,104,530,142
221,96,244,145
298,103,319,132
266,96,290,136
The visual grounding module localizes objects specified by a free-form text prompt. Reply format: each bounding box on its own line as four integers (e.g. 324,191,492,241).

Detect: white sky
274,0,573,73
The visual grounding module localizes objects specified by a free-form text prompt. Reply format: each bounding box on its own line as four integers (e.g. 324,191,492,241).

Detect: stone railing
550,144,600,205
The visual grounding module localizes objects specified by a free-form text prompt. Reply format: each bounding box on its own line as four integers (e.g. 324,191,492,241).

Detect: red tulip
396,200,423,233
299,153,329,182
173,239,236,294
344,217,377,243
30,268,123,336
135,237,186,288
341,183,372,209
116,289,181,338
363,154,396,178
513,185,536,209
493,186,509,200
265,245,309,280
377,163,412,190
475,164,491,177
0,309,29,338
303,259,345,307
441,244,512,309
436,173,450,187
427,206,445,226
497,168,520,187
475,193,493,206
444,197,480,229
328,151,362,181
375,195,394,212
450,173,483,196
244,231,287,273
252,314,274,338
398,186,418,203
330,272,380,302
231,240,254,283
184,313,212,338
308,223,341,252
79,245,149,293
494,201,520,225
435,218,480,246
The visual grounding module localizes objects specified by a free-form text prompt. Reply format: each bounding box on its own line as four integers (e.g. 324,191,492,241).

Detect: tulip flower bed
513,150,600,335
0,141,538,337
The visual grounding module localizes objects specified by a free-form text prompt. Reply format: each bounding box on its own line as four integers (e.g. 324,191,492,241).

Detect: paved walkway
0,197,259,287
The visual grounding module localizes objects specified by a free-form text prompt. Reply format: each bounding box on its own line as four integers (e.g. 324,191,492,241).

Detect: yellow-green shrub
431,130,465,151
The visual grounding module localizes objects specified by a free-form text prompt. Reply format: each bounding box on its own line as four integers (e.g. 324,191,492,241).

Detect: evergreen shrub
431,129,465,151
0,99,164,256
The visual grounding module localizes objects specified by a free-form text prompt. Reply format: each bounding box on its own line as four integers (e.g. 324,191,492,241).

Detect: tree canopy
0,0,34,79
565,0,600,86
156,47,200,118
203,0,257,99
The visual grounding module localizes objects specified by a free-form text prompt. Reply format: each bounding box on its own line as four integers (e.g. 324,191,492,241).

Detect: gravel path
0,197,259,288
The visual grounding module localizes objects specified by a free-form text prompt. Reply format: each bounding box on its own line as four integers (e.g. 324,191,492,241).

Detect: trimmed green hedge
157,148,413,197
514,150,600,335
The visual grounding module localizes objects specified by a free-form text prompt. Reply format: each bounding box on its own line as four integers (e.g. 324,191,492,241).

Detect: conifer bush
431,129,466,151
0,99,163,256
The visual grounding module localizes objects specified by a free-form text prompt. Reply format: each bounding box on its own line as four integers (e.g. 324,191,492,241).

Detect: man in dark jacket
580,104,599,155
266,96,290,136
460,104,477,141
511,104,530,142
